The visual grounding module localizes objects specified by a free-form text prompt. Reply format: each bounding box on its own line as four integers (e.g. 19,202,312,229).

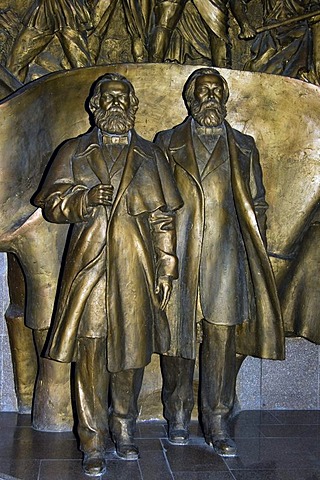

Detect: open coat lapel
169,118,201,186
108,130,145,218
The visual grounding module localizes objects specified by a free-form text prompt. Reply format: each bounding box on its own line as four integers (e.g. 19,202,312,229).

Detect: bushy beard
94,106,135,135
190,98,227,127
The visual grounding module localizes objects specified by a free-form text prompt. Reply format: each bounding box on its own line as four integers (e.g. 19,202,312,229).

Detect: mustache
190,98,227,127
94,106,135,134
192,98,223,114
108,106,125,112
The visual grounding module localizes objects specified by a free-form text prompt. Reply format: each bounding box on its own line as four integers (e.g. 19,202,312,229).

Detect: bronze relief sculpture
34,72,182,476
149,0,256,65
155,68,284,456
6,0,93,82
0,0,317,466
245,0,319,80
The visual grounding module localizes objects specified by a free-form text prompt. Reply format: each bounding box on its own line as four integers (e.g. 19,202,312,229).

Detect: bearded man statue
35,72,182,476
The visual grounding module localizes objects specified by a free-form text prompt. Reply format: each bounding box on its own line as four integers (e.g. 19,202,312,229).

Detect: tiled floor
0,411,319,480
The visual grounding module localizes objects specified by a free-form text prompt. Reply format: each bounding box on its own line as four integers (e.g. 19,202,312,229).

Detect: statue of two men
35,68,284,475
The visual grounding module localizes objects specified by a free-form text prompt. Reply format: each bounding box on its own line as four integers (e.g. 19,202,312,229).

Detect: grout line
37,460,42,480
159,438,175,480
137,459,144,480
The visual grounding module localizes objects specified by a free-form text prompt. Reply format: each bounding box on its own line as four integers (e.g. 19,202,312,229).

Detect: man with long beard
155,68,284,456
35,72,182,476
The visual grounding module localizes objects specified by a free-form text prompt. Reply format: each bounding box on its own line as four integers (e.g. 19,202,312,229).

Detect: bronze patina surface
0,64,318,430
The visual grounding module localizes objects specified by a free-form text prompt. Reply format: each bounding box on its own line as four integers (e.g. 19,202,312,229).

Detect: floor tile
0,411,320,480
138,450,173,480
0,413,31,428
0,458,40,480
260,423,320,438
162,439,228,473
224,437,320,470
231,469,320,480
39,458,142,480
135,421,167,439
270,410,320,425
0,428,80,460
136,438,164,452
173,473,235,480
232,411,281,426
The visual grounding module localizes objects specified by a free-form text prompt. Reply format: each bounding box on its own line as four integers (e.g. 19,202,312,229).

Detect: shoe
115,438,140,460
83,453,107,476
168,424,189,445
206,435,237,457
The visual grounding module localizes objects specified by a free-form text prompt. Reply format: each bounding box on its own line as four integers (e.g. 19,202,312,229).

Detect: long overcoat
156,118,284,361
279,205,320,344
35,127,182,372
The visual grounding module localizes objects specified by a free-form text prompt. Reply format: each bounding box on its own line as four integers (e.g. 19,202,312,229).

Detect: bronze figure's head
183,68,229,127
89,73,139,135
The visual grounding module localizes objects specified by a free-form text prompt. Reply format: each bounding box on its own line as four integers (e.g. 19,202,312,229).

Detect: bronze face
194,74,225,105
94,79,134,135
99,80,131,114
191,74,226,127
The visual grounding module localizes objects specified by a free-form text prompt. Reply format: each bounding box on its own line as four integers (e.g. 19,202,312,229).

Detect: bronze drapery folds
1,1,319,82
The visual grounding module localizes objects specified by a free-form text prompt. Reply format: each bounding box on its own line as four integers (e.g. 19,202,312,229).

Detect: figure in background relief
6,0,93,82
245,0,319,78
0,8,21,66
149,0,256,66
155,68,284,456
89,0,152,63
34,72,182,476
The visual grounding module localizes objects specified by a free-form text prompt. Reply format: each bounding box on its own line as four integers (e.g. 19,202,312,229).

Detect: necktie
102,134,129,145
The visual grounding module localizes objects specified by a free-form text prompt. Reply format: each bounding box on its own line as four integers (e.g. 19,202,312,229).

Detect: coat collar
169,117,249,182
111,129,149,216
169,118,201,183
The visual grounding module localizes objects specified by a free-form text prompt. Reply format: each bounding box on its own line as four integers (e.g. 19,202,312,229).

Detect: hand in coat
155,275,173,310
87,184,114,207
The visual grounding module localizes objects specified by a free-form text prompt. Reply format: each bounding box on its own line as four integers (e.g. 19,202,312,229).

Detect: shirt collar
98,129,131,145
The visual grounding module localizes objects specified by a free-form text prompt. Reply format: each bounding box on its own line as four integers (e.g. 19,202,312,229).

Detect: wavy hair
89,72,139,115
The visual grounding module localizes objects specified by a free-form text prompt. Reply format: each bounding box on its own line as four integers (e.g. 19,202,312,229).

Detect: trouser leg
109,367,144,442
149,0,187,62
312,21,320,78
161,355,195,428
75,337,109,455
200,322,236,438
32,328,73,432
6,28,53,81
5,252,36,413
208,32,229,68
58,28,91,68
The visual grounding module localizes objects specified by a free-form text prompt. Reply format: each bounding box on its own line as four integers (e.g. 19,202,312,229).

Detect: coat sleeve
147,145,182,280
154,131,171,164
148,208,178,280
34,140,93,224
